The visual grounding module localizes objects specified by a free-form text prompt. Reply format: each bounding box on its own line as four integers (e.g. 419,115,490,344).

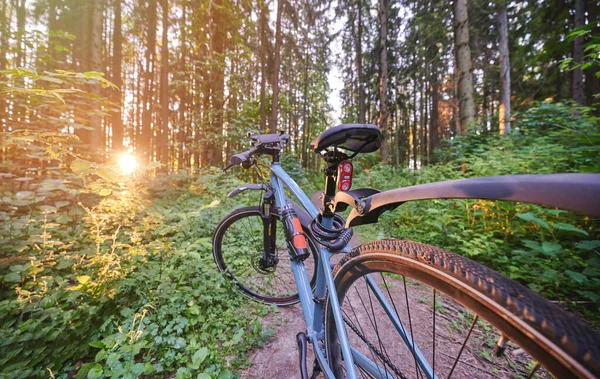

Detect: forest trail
240,276,547,379
240,199,545,378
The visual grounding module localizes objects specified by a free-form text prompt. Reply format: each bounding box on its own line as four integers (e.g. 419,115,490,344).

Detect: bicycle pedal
296,332,309,379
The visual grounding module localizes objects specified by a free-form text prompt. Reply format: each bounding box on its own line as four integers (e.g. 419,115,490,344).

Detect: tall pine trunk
498,3,511,134
259,0,268,131
141,0,157,165
453,0,476,133
355,0,365,123
572,0,585,104
158,0,169,172
270,0,283,133
378,0,389,164
111,0,123,152
90,0,104,153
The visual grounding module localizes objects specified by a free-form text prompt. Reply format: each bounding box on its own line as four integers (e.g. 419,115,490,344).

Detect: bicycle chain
343,317,408,379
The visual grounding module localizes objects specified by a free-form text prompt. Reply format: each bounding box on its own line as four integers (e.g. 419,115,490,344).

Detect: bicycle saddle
310,124,382,154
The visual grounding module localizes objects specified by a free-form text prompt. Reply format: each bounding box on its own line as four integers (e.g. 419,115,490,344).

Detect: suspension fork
260,189,278,268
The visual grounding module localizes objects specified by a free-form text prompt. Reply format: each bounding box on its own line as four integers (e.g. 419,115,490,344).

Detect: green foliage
1,169,271,377
0,72,272,377
356,101,600,320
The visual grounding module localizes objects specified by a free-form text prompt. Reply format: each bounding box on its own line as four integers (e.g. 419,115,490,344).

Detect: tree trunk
453,0,476,132
270,0,283,133
111,0,123,152
430,75,440,156
412,80,418,169
498,3,511,134
355,0,365,123
378,0,389,164
178,3,187,170
141,0,157,165
259,0,268,131
158,0,169,172
90,0,104,153
15,0,25,67
572,0,585,104
206,0,225,167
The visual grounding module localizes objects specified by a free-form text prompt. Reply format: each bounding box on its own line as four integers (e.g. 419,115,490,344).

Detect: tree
270,0,283,133
111,0,123,152
158,0,169,172
498,2,511,134
379,0,389,164
572,0,585,104
354,0,366,123
453,0,476,134
140,0,158,165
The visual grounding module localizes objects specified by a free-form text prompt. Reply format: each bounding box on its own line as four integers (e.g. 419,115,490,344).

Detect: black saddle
310,124,382,154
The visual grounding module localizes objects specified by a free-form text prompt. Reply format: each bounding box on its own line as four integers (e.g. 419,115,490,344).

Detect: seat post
322,164,338,216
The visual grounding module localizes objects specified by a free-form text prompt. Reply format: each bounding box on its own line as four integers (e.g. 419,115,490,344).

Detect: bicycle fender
346,173,600,227
227,184,312,230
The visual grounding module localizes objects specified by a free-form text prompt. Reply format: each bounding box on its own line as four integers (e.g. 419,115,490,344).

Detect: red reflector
338,160,353,191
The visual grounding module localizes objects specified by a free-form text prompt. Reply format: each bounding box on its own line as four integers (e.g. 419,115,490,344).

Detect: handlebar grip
230,150,252,166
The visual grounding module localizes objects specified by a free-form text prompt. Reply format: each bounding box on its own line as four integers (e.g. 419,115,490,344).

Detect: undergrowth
352,101,600,324
1,100,599,377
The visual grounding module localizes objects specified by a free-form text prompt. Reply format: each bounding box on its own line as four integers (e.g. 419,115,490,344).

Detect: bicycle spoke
432,289,436,378
447,314,478,378
365,279,397,377
402,275,423,379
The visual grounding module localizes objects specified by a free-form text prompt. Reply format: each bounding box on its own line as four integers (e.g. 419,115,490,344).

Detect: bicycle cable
309,213,346,244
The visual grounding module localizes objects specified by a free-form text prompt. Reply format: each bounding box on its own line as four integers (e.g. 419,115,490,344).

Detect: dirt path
239,193,546,378
240,275,546,379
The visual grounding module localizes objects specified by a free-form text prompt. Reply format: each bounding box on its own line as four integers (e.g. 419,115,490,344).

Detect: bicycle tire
324,239,600,378
212,206,317,306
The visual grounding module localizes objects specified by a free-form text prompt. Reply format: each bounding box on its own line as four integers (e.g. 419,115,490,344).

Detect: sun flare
119,153,137,175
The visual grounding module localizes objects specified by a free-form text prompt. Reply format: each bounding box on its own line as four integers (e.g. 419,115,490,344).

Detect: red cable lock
338,160,353,191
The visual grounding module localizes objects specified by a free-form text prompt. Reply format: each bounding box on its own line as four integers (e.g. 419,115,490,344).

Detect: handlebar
224,132,290,172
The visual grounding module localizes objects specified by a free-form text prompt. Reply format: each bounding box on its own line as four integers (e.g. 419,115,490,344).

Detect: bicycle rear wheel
325,239,600,378
212,206,317,306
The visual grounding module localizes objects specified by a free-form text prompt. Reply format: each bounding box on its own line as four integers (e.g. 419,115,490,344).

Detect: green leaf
96,166,119,182
551,222,588,235
94,349,108,362
87,363,103,379
575,240,600,250
564,270,587,284
4,272,21,283
521,239,543,253
189,347,208,370
55,201,71,208
76,275,91,284
70,159,92,174
516,212,550,230
541,242,562,257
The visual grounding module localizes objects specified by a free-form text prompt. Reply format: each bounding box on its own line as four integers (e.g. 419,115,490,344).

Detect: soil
240,275,548,379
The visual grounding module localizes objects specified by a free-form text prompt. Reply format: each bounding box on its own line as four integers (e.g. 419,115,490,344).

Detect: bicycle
212,123,600,378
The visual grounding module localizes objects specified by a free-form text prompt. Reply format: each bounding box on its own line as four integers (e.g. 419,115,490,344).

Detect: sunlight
119,153,137,175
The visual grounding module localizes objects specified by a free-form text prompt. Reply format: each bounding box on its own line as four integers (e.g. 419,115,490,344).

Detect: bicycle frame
269,162,438,379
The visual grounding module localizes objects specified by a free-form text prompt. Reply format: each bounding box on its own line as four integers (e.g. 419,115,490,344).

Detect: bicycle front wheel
325,239,600,378
212,206,317,306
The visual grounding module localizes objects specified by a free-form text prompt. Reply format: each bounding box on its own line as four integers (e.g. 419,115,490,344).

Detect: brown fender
346,174,600,227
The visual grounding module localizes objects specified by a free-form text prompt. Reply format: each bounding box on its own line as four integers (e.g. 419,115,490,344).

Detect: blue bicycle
213,124,600,378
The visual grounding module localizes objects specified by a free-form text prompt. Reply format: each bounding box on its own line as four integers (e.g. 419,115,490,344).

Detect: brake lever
223,164,234,173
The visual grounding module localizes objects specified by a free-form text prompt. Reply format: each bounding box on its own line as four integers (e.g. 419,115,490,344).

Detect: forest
0,0,599,377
